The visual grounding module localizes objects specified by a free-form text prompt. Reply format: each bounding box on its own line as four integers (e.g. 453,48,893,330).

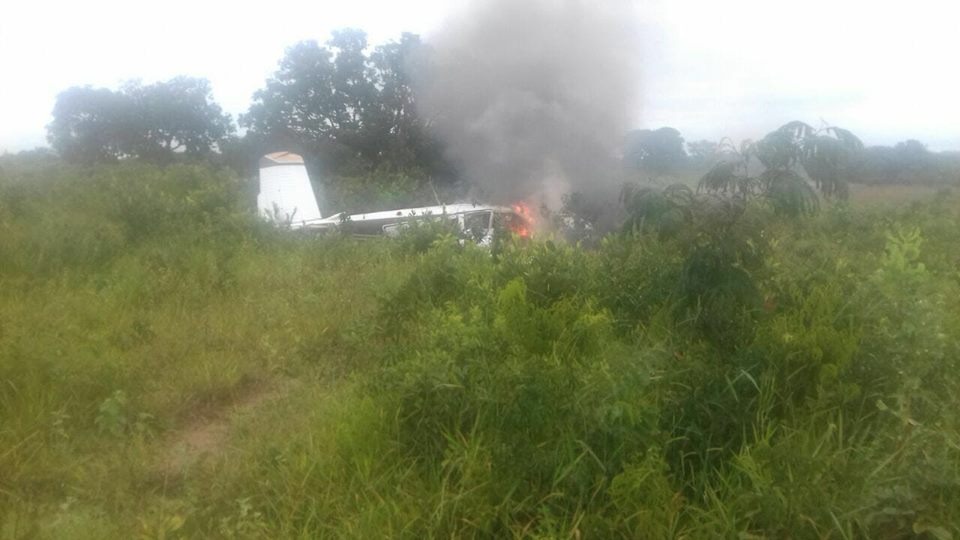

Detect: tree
894,139,929,171
624,127,687,175
241,31,378,173
850,146,899,184
47,78,234,164
241,30,446,180
788,122,863,198
849,140,960,186
124,77,234,162
699,121,864,215
48,87,135,164
367,33,445,173
687,139,721,166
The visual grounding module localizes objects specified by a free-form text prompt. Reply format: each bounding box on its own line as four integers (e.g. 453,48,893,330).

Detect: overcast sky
1,0,958,152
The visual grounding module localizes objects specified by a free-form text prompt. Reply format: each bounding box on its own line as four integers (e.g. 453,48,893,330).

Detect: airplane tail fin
257,152,324,228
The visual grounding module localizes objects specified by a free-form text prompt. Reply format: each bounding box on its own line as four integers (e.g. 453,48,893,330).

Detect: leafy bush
3,159,960,537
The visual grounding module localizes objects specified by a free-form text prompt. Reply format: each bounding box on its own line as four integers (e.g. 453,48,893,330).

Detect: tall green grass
0,163,407,537
1,162,959,537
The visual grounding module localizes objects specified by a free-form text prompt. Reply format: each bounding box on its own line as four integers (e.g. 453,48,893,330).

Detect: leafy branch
699,121,864,216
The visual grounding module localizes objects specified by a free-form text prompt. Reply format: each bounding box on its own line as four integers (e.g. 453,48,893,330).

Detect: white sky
1,0,958,152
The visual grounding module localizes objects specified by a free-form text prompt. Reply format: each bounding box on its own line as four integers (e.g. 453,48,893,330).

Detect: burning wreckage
256,152,532,244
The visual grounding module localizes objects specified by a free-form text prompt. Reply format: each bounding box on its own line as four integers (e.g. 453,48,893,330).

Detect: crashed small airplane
257,152,531,244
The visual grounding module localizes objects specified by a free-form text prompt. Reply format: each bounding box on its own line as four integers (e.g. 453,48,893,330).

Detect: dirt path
158,378,294,476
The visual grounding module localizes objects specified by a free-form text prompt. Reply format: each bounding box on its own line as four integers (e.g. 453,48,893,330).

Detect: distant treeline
624,126,960,186
9,28,958,198
33,30,452,211
850,141,960,185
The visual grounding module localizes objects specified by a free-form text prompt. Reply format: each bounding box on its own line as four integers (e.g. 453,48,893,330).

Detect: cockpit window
463,211,493,241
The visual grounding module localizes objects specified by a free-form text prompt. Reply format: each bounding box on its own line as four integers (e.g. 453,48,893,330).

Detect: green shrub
3,159,960,537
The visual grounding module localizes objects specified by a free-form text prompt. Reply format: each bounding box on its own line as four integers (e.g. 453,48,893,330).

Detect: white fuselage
256,152,529,242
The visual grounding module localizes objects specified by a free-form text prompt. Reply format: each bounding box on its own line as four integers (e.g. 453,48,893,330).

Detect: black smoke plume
414,0,642,207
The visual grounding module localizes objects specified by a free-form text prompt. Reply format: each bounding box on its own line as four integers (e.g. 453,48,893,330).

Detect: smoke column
414,0,642,207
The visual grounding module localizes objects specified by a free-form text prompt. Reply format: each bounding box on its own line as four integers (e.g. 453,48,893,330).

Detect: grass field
848,183,946,206
2,163,959,538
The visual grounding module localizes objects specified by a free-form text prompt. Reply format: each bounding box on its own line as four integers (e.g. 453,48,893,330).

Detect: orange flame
511,202,535,238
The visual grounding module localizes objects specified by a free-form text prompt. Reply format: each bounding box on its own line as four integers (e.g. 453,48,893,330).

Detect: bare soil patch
158,378,293,475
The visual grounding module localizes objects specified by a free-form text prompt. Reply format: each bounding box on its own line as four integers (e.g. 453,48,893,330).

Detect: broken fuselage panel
257,152,530,243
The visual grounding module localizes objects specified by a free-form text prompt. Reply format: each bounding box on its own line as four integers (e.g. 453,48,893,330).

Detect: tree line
624,126,960,187
48,78,233,165
46,30,449,192
44,28,960,193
